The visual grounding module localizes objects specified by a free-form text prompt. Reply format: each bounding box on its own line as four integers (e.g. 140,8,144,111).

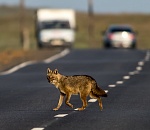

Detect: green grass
0,5,150,51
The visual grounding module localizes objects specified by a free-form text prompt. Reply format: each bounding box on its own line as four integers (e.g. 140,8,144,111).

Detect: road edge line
0,49,70,76
43,48,70,63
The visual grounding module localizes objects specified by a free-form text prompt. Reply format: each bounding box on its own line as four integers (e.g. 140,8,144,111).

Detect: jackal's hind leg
89,92,103,111
98,97,103,111
77,94,88,111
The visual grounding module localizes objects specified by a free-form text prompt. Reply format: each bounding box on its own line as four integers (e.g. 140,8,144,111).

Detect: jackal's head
47,68,60,85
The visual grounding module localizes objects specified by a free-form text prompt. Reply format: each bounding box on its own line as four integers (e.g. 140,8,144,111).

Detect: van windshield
40,20,71,29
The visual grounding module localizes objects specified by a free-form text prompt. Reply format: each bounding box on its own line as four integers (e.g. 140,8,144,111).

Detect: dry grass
0,48,61,72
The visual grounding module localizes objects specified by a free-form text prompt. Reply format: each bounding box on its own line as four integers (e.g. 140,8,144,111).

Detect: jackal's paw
100,106,103,111
66,103,73,108
70,104,73,108
77,107,85,111
53,108,59,111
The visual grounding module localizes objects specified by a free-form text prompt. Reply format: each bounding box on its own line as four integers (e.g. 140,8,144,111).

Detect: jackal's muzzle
47,76,51,83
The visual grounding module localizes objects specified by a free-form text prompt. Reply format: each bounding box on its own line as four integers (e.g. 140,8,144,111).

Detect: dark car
102,25,137,49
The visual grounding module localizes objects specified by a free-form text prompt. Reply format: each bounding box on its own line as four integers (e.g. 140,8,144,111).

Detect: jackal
47,68,107,111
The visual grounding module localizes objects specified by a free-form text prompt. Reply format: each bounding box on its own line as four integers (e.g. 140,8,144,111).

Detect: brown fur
47,68,107,111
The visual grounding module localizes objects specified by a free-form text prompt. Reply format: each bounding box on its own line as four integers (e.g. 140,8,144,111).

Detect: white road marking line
123,76,130,80
74,108,79,111
31,128,44,130
43,49,70,63
0,49,70,76
145,52,150,61
88,99,97,102
116,81,123,84
145,50,150,61
54,114,68,118
129,71,135,75
108,84,116,88
136,66,142,71
104,90,109,93
134,70,139,74
0,61,37,75
145,58,148,61
138,61,144,66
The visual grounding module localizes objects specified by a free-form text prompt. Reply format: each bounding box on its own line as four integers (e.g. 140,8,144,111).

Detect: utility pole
88,0,94,47
20,0,30,50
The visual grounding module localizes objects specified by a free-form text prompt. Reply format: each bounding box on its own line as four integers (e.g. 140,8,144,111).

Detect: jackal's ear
47,68,52,73
54,69,58,74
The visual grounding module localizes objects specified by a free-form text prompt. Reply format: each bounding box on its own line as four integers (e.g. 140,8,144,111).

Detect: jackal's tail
91,83,107,97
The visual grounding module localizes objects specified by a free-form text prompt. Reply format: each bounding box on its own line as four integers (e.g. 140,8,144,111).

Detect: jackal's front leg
65,93,73,108
53,94,64,111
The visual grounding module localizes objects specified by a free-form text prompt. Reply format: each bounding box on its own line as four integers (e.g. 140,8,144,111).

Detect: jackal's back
62,75,95,87
63,75,107,97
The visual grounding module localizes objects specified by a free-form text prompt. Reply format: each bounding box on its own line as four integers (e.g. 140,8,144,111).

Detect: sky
0,0,150,14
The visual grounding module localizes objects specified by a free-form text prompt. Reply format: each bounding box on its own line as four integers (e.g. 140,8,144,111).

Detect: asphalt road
0,49,150,130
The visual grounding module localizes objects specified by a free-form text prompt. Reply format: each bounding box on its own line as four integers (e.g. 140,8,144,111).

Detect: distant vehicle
102,25,137,49
35,9,76,48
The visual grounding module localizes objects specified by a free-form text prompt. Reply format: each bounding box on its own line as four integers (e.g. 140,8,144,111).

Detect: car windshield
109,27,133,33
40,20,71,29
